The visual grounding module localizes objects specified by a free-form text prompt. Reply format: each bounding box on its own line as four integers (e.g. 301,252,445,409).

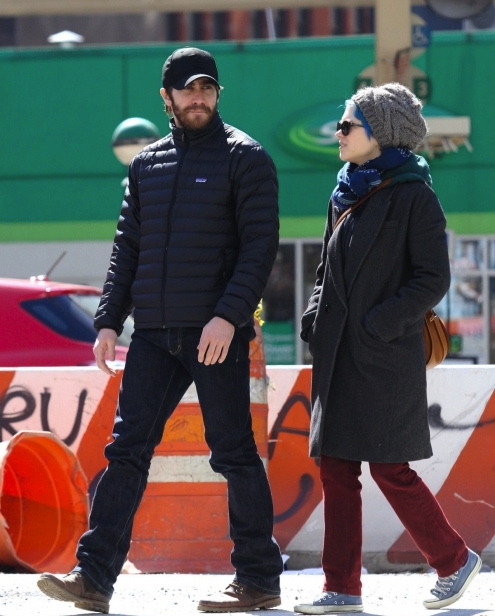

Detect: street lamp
47,30,84,48
111,117,161,166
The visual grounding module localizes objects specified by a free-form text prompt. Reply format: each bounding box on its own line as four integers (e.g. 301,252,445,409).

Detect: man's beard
171,100,217,131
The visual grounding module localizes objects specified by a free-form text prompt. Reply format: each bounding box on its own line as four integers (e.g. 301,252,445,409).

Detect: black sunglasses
336,120,364,136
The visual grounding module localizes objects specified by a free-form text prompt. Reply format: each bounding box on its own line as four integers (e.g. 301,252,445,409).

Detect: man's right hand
93,328,118,376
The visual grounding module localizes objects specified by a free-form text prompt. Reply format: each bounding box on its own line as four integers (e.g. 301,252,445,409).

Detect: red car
0,277,131,367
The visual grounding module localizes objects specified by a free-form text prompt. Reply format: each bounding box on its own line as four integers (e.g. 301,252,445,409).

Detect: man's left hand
197,316,235,365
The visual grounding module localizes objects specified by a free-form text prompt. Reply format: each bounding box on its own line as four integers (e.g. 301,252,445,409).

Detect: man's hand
93,328,118,376
197,317,235,365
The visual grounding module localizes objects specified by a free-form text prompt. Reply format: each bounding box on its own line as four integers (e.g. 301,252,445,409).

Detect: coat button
324,304,330,312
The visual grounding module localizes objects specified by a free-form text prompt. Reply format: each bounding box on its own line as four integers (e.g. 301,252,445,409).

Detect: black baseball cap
162,47,220,90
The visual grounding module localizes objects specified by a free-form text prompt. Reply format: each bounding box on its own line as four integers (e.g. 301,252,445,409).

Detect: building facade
1,32,493,363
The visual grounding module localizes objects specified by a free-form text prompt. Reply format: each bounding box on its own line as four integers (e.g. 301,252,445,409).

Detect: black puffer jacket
95,112,279,334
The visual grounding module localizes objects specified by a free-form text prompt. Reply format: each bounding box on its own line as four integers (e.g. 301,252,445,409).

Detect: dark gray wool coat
301,177,450,463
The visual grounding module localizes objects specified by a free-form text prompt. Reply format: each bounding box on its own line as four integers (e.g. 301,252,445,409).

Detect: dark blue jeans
74,327,282,598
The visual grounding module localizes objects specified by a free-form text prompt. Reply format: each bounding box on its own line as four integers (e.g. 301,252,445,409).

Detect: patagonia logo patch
195,177,207,183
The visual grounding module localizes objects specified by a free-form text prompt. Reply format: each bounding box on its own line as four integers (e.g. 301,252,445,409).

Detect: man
37,47,283,614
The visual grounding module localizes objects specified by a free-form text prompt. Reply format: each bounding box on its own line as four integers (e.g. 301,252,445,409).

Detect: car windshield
21,293,134,346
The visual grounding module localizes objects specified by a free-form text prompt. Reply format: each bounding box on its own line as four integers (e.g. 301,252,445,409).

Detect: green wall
0,33,493,243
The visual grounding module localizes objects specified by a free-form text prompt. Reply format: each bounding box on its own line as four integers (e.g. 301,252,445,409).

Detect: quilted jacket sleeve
213,143,279,327
93,158,141,334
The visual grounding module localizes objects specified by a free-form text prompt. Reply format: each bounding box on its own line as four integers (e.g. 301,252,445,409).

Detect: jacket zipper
161,135,187,327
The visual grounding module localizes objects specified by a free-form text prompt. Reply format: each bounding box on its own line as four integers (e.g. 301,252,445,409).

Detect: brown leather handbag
423,309,449,369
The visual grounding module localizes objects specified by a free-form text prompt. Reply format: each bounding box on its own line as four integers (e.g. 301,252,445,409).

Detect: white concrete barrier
266,365,495,571
0,364,493,572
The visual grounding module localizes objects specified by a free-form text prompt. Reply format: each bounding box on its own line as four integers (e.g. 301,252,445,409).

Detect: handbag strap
333,178,392,231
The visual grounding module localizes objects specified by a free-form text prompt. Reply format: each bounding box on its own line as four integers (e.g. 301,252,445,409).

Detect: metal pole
374,0,412,85
265,8,277,40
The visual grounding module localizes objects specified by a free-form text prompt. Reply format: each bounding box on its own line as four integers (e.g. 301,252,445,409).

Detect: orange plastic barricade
128,323,269,573
0,430,88,573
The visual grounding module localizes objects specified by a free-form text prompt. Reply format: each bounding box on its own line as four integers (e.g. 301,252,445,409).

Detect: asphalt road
1,569,494,616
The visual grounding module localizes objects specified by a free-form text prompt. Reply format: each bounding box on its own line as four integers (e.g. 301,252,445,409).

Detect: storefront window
439,275,483,361
454,238,483,270
444,237,486,362
301,242,322,364
488,277,495,364
432,236,491,363
261,234,495,366
262,245,296,364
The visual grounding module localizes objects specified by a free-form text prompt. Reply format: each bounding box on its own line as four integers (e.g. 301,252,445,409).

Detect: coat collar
343,189,392,295
170,111,223,146
328,187,394,304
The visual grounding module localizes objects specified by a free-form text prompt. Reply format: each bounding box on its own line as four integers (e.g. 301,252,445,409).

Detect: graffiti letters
267,370,323,548
428,402,495,429
391,391,495,561
269,392,319,524
0,385,36,438
0,384,88,446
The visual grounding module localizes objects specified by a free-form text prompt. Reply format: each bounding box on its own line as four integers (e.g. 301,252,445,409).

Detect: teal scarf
331,147,432,212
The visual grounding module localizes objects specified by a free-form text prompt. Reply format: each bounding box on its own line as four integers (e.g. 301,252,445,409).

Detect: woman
295,83,481,614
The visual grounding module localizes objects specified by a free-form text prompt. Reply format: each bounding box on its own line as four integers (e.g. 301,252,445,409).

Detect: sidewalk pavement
1,569,493,616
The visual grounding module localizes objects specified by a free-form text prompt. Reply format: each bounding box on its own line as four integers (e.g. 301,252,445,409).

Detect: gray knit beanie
351,82,427,150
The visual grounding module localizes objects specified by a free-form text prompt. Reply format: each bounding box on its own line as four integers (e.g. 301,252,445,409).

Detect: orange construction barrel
0,430,89,572
127,322,270,573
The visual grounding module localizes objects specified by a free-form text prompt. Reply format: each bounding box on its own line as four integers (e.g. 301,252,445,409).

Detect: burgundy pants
320,455,468,595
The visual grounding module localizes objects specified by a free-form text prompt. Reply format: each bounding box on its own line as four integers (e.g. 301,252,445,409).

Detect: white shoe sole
197,595,281,612
423,552,482,609
294,603,363,614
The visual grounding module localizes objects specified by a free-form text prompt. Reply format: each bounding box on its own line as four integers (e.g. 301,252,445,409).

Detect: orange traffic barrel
0,430,88,572
127,322,270,573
